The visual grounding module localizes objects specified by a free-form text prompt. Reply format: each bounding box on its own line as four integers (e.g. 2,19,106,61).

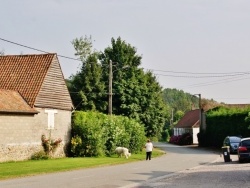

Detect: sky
1,0,250,104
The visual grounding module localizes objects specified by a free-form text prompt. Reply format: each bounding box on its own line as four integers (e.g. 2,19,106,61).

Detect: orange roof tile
0,54,55,107
175,109,200,128
0,89,38,114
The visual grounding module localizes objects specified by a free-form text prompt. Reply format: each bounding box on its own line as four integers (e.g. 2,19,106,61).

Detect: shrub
71,111,108,157
204,106,250,148
41,134,62,155
30,150,49,160
71,111,146,157
169,133,192,145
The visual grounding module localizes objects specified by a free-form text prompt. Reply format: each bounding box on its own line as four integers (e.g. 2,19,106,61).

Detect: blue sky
1,0,250,104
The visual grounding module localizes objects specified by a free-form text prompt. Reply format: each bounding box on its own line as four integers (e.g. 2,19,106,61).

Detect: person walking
145,139,153,160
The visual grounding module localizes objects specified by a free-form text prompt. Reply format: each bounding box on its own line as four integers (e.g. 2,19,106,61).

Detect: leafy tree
68,36,169,139
72,35,93,61
162,88,198,113
67,36,106,112
162,88,221,124
174,110,185,123
98,37,169,138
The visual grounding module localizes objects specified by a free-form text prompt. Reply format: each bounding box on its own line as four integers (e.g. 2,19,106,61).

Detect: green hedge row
70,111,146,157
198,106,250,148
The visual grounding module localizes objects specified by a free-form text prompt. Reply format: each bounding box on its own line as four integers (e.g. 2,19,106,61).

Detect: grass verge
0,148,165,180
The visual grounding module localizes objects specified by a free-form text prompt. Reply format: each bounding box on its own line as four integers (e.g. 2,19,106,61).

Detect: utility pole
108,60,113,115
197,94,202,132
193,94,202,131
170,109,174,126
108,61,129,116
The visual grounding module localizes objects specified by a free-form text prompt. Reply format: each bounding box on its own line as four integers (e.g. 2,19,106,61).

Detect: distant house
174,109,203,144
0,53,73,162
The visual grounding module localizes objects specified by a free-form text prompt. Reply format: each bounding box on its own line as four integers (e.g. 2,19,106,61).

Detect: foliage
169,133,192,145
245,112,250,129
161,126,173,142
199,106,250,147
71,35,93,61
41,135,62,155
71,111,107,157
70,111,146,157
68,36,169,139
67,36,106,112
162,88,221,127
30,150,49,160
162,88,197,113
101,37,169,139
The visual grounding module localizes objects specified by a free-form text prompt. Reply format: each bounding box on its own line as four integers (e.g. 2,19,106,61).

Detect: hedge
70,111,146,157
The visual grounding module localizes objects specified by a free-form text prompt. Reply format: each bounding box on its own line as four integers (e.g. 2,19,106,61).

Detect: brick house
0,53,73,162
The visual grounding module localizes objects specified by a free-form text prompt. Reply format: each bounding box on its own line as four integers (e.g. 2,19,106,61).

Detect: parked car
223,136,241,153
238,137,250,163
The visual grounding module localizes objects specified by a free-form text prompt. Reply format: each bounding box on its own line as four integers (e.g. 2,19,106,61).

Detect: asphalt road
136,152,250,188
0,142,221,188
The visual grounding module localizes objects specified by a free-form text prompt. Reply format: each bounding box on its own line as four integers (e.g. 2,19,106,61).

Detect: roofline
0,110,39,115
2,53,57,57
34,105,73,111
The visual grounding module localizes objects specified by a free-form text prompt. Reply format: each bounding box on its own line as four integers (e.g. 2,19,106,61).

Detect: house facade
174,109,202,144
0,54,73,162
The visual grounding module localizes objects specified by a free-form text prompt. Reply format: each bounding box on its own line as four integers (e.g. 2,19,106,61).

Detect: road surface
0,142,220,188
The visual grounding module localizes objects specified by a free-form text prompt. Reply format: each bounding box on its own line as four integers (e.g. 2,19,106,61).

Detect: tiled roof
0,54,55,107
175,109,200,128
0,89,38,114
226,104,250,108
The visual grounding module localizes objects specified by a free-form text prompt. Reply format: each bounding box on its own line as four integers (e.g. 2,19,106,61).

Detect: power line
181,75,250,89
0,37,81,61
154,72,250,78
147,69,250,75
2,36,250,80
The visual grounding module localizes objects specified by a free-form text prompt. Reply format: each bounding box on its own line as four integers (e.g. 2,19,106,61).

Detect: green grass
0,148,165,180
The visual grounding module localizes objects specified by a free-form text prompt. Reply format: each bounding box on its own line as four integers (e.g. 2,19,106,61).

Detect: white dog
115,147,131,159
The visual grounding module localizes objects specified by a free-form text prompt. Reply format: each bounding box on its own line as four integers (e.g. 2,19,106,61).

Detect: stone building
0,53,73,162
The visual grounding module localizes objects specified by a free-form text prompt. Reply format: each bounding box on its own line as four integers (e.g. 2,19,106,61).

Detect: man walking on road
145,139,153,160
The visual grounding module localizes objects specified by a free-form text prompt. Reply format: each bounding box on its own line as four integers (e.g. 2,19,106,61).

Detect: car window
223,138,229,144
229,137,241,142
242,140,250,147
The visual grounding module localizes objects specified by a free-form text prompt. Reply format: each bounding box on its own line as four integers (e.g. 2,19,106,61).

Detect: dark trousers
146,151,152,160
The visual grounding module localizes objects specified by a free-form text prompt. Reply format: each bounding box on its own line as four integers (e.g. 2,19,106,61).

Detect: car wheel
239,158,244,163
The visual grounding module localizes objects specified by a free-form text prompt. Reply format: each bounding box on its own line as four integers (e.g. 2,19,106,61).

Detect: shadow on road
124,154,250,188
134,166,250,188
155,142,221,155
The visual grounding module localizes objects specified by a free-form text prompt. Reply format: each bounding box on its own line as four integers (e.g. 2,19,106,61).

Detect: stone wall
0,108,71,162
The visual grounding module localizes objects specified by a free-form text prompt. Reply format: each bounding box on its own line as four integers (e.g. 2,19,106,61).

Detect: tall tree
68,36,169,138
67,36,106,112
99,37,169,138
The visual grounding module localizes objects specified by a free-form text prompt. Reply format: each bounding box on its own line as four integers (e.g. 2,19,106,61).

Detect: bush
161,127,172,142
204,106,250,148
30,150,49,160
41,134,62,155
169,133,192,145
169,135,181,144
70,111,146,157
71,111,106,157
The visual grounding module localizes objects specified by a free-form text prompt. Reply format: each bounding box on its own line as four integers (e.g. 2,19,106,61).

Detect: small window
45,109,58,130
